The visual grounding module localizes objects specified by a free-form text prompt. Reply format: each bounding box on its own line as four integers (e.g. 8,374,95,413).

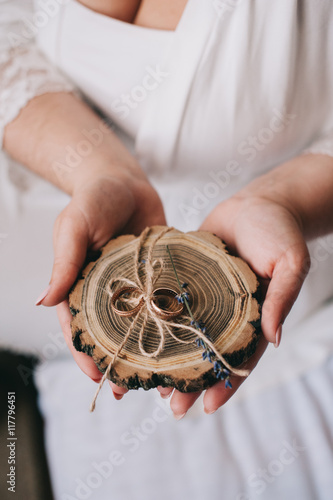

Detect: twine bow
90,226,250,412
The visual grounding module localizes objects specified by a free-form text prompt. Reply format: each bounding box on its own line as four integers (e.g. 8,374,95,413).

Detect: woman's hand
40,171,166,306
38,167,166,394
164,150,333,418
4,91,167,397
162,189,310,417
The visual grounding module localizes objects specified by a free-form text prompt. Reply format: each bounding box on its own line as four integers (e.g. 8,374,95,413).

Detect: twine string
90,227,249,412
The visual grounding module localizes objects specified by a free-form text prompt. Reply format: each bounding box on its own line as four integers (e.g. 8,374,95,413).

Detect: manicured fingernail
274,324,282,348
35,285,51,306
204,408,217,415
173,412,186,421
113,391,124,401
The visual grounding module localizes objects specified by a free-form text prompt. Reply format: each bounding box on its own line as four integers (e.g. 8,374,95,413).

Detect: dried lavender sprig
166,245,195,321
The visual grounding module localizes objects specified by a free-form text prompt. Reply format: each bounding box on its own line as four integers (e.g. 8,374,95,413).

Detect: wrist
234,174,305,235
70,155,141,197
4,91,148,197
70,157,161,221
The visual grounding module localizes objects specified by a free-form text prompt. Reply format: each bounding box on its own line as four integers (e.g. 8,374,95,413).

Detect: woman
1,1,333,498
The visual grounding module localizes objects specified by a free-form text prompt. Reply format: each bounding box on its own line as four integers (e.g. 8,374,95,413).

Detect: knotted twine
90,226,250,411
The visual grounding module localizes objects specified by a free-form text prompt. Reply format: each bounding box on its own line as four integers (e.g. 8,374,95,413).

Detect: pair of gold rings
111,287,184,320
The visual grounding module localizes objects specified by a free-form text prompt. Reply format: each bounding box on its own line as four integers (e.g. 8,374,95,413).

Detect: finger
261,243,310,345
57,300,102,382
41,205,89,306
203,335,268,414
170,390,202,420
203,380,239,413
157,386,174,399
109,381,129,400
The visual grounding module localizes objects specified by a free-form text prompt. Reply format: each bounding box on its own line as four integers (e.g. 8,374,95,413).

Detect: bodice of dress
35,0,175,138
34,0,333,178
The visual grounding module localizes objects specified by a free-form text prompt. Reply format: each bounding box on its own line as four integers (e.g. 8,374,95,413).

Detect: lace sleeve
0,0,75,148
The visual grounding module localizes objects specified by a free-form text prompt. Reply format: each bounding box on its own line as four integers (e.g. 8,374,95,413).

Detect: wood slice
69,226,261,392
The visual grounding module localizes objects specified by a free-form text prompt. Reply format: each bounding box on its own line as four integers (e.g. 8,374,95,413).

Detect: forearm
237,153,333,240
3,92,145,195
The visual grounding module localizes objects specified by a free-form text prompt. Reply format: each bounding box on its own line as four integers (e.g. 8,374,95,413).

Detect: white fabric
0,0,75,147
36,0,333,171
34,0,175,139
1,0,333,355
34,353,333,500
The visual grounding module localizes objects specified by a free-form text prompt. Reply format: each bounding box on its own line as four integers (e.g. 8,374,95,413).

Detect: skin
77,0,188,30
4,2,333,418
54,154,333,416
76,0,142,22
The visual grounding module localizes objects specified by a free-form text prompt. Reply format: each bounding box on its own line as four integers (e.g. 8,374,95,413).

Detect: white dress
0,1,333,499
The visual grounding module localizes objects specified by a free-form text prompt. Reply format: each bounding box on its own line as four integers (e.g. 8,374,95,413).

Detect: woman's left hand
161,190,310,417
112,154,333,416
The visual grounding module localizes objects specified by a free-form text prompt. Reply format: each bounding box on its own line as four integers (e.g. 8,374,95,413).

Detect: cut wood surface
69,226,261,392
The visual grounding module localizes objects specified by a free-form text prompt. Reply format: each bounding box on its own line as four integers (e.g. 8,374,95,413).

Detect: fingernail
35,285,51,306
204,408,217,415
274,324,282,348
113,391,124,401
173,412,186,421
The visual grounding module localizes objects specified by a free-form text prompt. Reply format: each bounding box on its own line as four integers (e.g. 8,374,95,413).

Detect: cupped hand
38,167,166,397
41,172,310,414
161,193,310,418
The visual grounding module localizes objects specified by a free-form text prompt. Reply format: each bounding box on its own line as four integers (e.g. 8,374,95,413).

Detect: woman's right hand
40,169,166,307
37,166,166,390
4,91,166,395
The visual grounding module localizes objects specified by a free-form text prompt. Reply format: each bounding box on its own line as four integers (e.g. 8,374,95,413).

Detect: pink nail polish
274,324,282,348
35,285,51,306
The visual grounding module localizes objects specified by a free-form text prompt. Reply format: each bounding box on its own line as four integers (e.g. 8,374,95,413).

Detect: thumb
37,206,89,306
261,243,310,346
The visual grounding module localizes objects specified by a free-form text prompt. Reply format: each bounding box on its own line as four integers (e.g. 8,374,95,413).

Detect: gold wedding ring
111,287,144,317
111,286,184,320
150,288,184,320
